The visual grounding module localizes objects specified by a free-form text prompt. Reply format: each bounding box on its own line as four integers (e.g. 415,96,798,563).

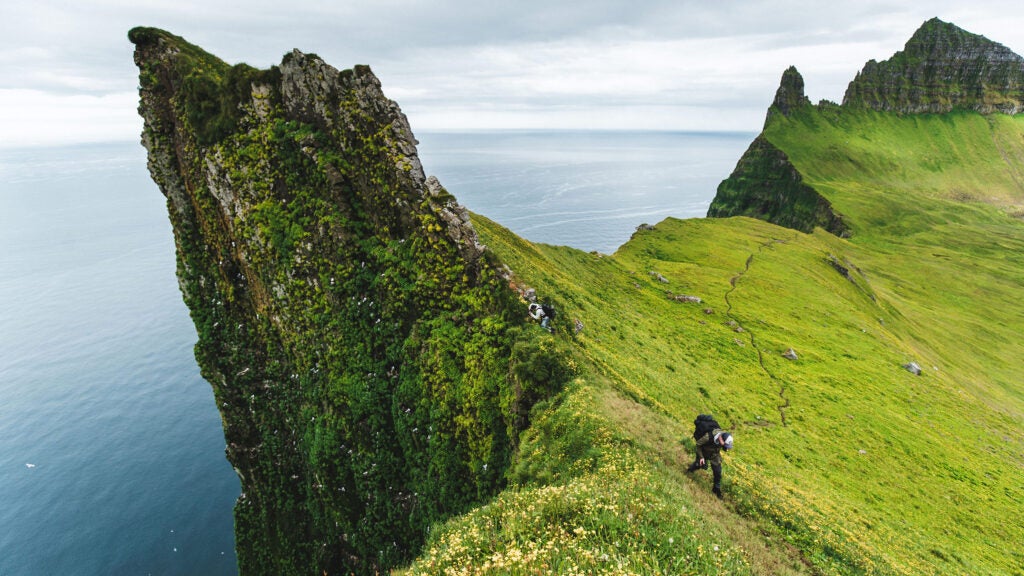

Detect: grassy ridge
404,110,1024,574
765,109,1024,209
763,108,1024,405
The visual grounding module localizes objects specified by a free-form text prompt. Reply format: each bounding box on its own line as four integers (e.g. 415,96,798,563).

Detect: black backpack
693,414,720,440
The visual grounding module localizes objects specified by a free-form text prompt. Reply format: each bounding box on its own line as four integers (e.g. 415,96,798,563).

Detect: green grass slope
401,110,1024,575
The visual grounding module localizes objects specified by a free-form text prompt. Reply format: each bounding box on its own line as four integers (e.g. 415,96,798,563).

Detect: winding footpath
723,239,790,426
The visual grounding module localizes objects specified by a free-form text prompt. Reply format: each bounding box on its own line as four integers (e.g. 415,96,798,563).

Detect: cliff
706,134,849,236
709,66,850,235
843,17,1024,114
129,27,569,575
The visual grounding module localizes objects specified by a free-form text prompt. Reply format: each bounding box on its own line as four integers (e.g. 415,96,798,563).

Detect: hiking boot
712,485,723,499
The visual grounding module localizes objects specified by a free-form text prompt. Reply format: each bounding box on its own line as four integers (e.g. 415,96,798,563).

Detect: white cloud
377,30,897,132
1,1,1023,146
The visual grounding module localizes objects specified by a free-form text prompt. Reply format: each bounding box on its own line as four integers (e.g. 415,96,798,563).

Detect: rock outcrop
903,361,923,376
843,17,1024,114
130,27,567,575
764,66,812,126
707,135,850,236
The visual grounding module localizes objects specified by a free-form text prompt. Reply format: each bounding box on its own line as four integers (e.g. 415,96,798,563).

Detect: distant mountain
708,66,850,235
844,17,1024,114
710,17,1024,234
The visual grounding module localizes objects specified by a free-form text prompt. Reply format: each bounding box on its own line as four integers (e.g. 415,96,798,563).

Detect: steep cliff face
709,67,850,235
707,135,849,236
843,17,1024,114
130,27,568,575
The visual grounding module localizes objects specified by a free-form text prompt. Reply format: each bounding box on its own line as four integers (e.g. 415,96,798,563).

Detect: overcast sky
2,1,1023,147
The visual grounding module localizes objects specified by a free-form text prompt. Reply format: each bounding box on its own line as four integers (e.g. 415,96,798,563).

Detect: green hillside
401,52,1024,576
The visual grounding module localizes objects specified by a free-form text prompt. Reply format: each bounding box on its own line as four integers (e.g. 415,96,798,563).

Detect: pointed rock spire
765,66,811,126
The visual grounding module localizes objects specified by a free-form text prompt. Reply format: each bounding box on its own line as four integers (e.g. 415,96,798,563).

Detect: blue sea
0,130,752,575
416,131,752,254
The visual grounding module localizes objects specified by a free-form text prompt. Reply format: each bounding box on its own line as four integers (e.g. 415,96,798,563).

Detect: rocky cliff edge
130,27,568,575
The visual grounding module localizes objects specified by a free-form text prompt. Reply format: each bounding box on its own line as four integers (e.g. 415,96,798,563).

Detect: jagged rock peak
766,66,811,125
128,26,484,263
842,17,1024,114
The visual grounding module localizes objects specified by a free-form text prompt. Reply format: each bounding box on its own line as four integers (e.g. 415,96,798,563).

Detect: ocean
0,130,752,575
416,131,753,254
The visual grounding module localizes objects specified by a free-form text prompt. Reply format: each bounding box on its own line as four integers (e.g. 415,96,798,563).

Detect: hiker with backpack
540,303,555,331
528,302,555,332
685,414,733,498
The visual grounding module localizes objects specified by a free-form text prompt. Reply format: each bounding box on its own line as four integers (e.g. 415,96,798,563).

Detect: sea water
417,130,753,254
0,131,752,575
0,143,239,575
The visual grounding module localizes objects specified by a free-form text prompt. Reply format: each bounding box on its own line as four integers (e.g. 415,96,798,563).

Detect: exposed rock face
843,18,1024,114
708,67,849,235
129,27,566,575
765,66,812,126
707,135,850,236
903,362,923,376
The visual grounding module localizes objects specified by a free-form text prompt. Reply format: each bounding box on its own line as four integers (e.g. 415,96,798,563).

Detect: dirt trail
724,239,790,426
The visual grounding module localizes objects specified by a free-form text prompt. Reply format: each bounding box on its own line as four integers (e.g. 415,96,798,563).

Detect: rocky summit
764,65,812,126
843,17,1024,114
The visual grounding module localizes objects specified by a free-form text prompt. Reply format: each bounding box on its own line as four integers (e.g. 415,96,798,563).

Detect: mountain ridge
709,17,1024,234
843,17,1024,114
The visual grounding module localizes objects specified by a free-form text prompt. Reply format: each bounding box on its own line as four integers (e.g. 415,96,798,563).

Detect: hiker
528,302,554,332
540,303,555,331
685,414,733,498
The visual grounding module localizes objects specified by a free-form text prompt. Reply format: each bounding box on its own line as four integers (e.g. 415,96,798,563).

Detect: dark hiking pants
687,456,723,495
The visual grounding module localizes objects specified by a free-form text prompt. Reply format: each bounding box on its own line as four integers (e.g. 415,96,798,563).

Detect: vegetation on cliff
707,134,850,237
130,27,572,575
